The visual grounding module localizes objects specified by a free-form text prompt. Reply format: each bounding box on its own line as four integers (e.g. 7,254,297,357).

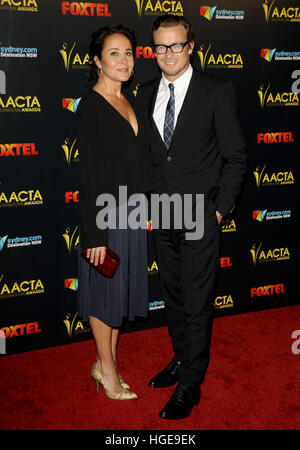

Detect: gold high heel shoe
90,363,137,400
95,354,130,389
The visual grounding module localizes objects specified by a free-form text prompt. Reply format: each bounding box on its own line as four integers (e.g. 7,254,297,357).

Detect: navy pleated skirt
77,199,149,327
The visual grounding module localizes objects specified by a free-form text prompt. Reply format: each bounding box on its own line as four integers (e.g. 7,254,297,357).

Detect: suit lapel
168,71,198,148
148,80,166,150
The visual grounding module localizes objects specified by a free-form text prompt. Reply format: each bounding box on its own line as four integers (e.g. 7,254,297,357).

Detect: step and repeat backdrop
0,0,298,354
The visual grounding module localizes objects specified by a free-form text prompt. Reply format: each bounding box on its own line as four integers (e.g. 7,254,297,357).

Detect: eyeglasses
153,41,189,55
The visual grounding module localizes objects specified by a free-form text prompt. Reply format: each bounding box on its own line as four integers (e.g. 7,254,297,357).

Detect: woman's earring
97,67,101,76
131,68,134,77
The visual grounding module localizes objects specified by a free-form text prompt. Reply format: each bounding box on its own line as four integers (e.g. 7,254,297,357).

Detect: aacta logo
0,322,42,338
250,283,286,298
62,97,81,113
0,96,41,112
253,165,294,188
0,143,38,157
61,1,111,16
0,189,43,207
133,0,183,17
0,0,38,12
257,83,299,108
0,274,44,299
60,42,90,71
257,132,294,144
62,225,80,252
148,260,159,274
65,191,79,203
198,44,243,71
61,137,79,164
262,0,300,23
64,311,90,337
214,294,233,309
221,218,236,233
250,242,290,266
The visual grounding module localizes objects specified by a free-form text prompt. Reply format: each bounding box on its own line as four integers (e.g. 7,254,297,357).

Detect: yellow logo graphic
62,226,80,252
0,0,38,12
262,0,300,23
250,243,290,266
133,0,145,16
253,164,266,188
0,275,44,299
262,0,275,22
148,260,159,274
0,96,41,112
0,189,43,207
198,44,243,71
60,42,76,71
133,84,140,97
60,42,90,71
214,294,234,309
64,312,89,337
221,219,236,233
253,165,294,188
198,44,211,71
61,138,79,165
258,83,299,108
257,83,270,109
134,0,183,17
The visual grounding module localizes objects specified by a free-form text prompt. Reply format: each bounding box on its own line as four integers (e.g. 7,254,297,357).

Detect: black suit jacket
136,69,247,218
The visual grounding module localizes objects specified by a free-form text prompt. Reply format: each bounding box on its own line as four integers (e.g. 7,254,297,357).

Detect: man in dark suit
136,14,247,419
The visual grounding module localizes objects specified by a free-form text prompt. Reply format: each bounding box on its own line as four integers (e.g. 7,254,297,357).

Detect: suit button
167,156,172,162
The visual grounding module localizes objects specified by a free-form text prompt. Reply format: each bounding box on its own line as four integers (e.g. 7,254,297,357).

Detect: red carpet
1,305,300,430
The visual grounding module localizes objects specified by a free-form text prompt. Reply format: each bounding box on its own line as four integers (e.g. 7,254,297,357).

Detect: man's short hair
151,14,195,45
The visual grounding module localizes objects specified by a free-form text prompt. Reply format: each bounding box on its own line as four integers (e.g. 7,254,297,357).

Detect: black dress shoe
159,383,201,420
148,359,183,388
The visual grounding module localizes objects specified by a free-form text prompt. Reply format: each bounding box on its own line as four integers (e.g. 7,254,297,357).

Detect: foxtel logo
250,283,286,297
61,1,111,16
220,256,232,267
65,191,79,203
0,322,41,338
136,46,155,59
257,132,294,144
0,143,38,156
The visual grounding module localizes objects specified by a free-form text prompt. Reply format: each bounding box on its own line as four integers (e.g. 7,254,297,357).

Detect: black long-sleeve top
76,89,152,248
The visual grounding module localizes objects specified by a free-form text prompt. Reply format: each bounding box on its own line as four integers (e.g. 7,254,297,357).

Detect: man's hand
86,246,107,265
216,211,223,225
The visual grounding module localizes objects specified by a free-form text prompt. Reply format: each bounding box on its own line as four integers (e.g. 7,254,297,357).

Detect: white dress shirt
153,64,193,140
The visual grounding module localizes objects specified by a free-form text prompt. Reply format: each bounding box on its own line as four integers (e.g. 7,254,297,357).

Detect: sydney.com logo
200,5,244,20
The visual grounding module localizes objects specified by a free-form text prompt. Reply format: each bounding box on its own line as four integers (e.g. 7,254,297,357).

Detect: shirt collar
161,64,193,94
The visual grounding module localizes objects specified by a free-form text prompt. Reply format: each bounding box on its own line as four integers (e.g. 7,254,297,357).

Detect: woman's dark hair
151,14,194,45
88,25,136,80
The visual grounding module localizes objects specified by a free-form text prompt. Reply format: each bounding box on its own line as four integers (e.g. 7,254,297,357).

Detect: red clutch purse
81,247,120,278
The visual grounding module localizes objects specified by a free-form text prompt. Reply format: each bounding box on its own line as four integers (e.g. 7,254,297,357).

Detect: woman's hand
86,246,107,265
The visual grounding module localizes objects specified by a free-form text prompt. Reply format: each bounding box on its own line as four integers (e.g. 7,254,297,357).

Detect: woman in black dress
76,26,152,400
